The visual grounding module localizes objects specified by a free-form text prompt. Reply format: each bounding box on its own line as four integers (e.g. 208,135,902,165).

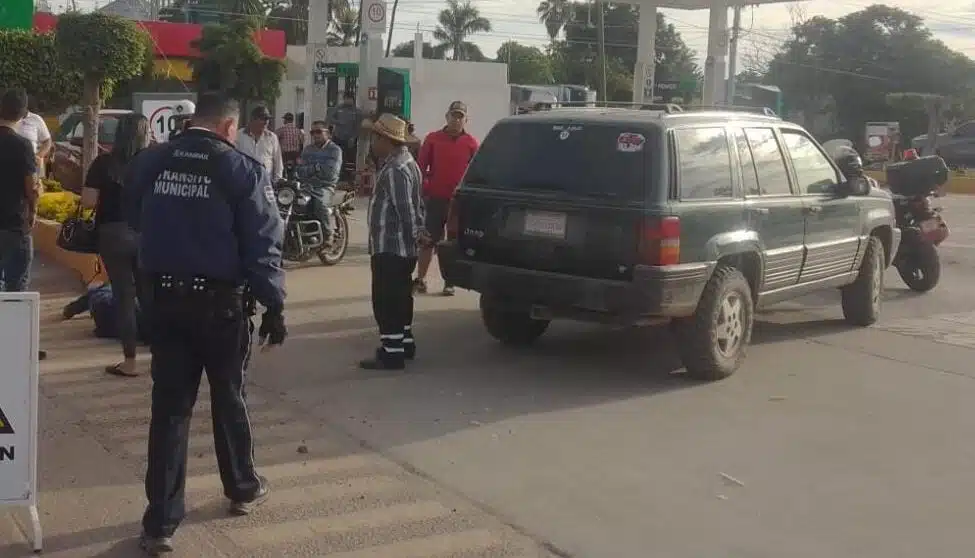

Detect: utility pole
595,0,607,104
385,0,399,57
725,5,742,106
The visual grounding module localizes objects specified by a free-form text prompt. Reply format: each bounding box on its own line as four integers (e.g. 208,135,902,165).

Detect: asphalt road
257,194,975,558
8,195,975,558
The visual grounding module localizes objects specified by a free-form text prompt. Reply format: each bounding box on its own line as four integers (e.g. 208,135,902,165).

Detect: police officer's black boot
359,334,406,370
403,325,416,360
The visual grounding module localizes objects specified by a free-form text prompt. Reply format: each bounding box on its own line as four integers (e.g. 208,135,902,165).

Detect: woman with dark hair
80,113,151,377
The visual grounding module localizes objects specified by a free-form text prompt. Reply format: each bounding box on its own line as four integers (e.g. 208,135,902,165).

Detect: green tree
764,4,975,141
192,17,286,109
433,0,491,61
160,0,271,23
496,41,554,84
55,12,148,174
267,0,308,45
391,40,440,59
554,5,698,101
536,0,570,44
0,31,82,113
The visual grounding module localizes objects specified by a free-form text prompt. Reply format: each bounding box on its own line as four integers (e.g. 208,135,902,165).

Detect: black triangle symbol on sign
0,405,13,434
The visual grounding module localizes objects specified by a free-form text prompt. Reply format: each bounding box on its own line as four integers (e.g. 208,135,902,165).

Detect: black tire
318,214,349,266
896,242,940,293
673,265,754,382
479,294,550,346
841,235,884,326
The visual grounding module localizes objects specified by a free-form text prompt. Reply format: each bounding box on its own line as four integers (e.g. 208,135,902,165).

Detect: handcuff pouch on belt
155,274,248,316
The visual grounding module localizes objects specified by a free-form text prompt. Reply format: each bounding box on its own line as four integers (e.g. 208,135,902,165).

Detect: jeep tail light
445,195,459,241
638,216,680,266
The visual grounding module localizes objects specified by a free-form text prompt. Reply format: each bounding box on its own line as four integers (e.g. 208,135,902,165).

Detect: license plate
920,219,940,234
524,211,567,238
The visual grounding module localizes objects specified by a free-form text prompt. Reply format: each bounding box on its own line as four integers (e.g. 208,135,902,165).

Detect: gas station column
305,0,331,125
631,2,658,105
701,5,729,107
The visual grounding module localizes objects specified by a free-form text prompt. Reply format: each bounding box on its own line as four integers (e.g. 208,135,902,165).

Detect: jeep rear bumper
439,241,710,323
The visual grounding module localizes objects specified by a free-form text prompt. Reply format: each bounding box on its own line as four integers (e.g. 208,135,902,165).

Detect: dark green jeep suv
438,108,900,381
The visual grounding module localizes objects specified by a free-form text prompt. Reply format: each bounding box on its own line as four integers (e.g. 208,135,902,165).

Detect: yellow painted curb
866,170,975,195
33,219,107,286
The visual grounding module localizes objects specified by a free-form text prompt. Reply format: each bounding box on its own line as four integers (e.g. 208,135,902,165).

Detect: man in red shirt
414,101,479,295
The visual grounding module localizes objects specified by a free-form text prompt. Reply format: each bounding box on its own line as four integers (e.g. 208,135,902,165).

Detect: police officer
123,92,287,555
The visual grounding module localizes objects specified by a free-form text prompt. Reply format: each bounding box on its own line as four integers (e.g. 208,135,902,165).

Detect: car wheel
479,294,550,346
674,265,754,381
841,235,884,326
897,241,940,293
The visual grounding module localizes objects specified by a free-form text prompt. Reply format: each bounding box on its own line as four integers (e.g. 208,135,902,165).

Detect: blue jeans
0,230,32,292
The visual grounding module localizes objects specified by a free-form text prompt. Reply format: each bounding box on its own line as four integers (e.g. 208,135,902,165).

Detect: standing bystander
326,92,364,168
361,113,428,370
236,105,284,181
414,101,479,296
0,89,46,360
275,112,304,166
17,107,52,177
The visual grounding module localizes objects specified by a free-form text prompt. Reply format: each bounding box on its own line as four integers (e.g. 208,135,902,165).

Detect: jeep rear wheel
480,295,550,346
841,235,884,326
674,265,754,381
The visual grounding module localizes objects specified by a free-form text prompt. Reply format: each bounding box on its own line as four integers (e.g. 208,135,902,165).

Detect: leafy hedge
0,31,82,113
37,191,81,223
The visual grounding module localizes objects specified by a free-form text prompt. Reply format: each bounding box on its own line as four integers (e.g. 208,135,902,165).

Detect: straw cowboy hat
368,113,409,143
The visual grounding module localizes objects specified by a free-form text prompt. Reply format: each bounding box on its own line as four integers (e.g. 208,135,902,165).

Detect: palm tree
536,0,569,44
327,4,359,46
432,0,492,61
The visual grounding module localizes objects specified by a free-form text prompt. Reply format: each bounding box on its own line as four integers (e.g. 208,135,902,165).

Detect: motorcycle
273,174,354,266
885,155,951,292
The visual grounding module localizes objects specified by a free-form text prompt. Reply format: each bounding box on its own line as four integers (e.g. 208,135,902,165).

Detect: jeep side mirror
839,177,871,196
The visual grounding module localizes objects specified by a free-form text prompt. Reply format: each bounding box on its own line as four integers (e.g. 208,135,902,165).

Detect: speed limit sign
143,100,178,142
363,0,386,33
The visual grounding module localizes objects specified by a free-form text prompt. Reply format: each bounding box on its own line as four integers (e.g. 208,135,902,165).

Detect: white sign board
142,100,190,143
0,293,42,552
362,0,387,34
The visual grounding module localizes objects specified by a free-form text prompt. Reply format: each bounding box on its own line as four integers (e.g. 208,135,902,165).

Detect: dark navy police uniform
125,128,286,540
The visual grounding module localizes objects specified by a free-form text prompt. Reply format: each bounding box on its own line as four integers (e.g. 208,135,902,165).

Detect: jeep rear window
463,121,651,200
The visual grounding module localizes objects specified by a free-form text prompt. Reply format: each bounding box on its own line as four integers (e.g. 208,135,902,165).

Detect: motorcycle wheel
897,242,941,292
318,213,350,266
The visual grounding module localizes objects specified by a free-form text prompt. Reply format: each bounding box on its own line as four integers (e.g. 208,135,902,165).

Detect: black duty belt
152,274,244,295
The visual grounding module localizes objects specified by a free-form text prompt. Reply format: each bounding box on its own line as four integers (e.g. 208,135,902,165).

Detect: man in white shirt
235,105,283,181
17,111,52,175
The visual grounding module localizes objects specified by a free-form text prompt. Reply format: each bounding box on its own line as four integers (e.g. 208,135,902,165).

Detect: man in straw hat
360,113,430,370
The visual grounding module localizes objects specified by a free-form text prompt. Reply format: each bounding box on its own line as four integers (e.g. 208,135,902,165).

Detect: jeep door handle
803,205,823,214
748,207,770,216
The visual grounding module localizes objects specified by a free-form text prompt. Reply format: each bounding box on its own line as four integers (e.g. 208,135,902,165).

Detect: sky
61,0,975,69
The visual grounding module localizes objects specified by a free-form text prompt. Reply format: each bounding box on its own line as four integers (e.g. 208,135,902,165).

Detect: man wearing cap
361,113,428,370
414,101,479,296
236,106,284,181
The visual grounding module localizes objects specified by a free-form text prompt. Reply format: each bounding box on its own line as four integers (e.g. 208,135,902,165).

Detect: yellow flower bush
42,178,63,192
37,191,82,223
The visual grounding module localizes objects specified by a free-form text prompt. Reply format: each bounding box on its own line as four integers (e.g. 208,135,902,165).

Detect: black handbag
56,209,99,254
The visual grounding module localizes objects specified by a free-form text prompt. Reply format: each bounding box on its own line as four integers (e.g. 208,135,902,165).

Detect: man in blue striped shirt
361,113,428,370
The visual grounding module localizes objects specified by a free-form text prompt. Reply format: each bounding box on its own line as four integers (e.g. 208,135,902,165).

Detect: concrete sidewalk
0,259,554,557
